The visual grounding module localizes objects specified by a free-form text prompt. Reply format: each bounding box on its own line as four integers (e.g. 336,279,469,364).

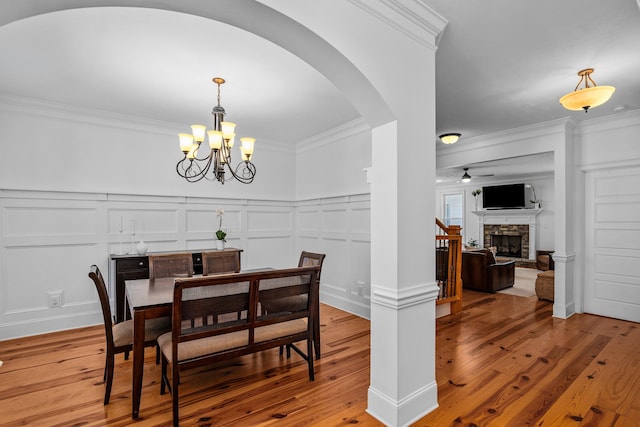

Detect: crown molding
348,0,448,49
0,93,295,154
0,93,183,135
296,117,370,153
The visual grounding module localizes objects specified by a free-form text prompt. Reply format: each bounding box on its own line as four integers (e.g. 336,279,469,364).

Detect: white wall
295,119,371,201
0,96,296,201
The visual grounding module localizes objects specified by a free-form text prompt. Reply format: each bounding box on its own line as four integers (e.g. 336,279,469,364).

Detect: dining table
125,276,175,419
124,268,276,419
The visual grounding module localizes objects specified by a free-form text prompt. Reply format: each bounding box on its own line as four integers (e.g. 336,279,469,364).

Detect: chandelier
559,68,615,113
177,77,256,184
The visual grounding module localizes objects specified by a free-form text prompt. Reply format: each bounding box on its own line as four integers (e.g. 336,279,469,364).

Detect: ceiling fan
457,167,494,183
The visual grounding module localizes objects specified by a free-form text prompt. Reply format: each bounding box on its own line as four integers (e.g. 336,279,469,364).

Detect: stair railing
435,218,463,314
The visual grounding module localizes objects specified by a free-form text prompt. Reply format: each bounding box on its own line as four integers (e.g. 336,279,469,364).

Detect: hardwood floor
0,293,638,426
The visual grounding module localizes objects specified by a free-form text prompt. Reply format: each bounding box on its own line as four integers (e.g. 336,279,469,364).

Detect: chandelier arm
176,152,215,183
586,74,597,88
227,160,257,184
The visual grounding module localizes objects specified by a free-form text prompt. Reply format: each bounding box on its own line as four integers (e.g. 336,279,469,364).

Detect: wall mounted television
482,183,525,209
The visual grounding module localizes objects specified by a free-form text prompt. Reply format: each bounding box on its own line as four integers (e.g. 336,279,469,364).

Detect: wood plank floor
0,293,638,426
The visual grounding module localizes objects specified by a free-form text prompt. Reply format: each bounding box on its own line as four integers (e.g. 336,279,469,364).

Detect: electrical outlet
48,291,63,308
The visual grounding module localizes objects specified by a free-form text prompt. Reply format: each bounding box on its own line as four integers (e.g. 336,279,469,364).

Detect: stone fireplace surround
472,209,542,261
486,224,529,258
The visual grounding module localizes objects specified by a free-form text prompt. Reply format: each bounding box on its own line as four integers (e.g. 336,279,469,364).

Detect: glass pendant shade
240,137,255,155
559,85,616,111
179,133,194,152
190,125,206,142
207,130,223,150
439,133,461,144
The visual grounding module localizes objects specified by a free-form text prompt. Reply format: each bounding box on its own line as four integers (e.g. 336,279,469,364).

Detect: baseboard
367,381,438,427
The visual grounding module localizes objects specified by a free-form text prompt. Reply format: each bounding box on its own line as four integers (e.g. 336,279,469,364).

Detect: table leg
132,309,145,419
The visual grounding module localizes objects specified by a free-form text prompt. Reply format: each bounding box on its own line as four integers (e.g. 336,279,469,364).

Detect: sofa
462,248,515,293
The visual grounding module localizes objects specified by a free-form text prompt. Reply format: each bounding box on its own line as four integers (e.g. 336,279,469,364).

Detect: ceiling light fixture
461,168,471,183
439,133,461,144
559,68,615,113
176,77,256,184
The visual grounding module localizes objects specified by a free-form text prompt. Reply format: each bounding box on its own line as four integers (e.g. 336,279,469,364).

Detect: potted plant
215,209,227,250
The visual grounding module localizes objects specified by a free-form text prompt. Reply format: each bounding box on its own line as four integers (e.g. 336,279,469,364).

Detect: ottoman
535,270,555,301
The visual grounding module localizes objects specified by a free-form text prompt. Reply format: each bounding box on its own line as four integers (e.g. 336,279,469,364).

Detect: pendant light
559,68,615,113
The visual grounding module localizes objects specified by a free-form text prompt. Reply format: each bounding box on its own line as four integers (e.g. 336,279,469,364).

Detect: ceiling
1,1,639,182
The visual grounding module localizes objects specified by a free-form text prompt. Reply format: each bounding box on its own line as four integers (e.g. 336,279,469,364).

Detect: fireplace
473,209,541,261
484,224,530,259
490,233,522,258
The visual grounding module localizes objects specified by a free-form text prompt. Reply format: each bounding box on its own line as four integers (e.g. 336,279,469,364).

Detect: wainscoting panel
245,236,295,269
247,209,293,232
5,244,98,312
0,190,297,340
0,190,372,339
298,210,320,234
297,195,371,319
5,206,97,238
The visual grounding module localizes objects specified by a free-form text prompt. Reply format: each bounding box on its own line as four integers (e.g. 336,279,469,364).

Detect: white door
584,166,640,323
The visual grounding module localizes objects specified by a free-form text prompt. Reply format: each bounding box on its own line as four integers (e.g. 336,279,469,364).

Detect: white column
553,120,577,318
528,219,537,261
367,117,439,426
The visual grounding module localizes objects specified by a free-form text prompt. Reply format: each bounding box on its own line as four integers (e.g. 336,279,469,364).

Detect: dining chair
88,265,171,404
262,251,326,358
202,250,241,275
148,253,194,279
200,250,242,324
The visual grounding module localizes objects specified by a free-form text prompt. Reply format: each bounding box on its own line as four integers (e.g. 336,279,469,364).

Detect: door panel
584,167,640,322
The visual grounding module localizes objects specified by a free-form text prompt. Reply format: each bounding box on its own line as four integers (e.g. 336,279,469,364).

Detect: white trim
296,118,370,153
348,0,448,49
371,282,439,310
367,381,439,427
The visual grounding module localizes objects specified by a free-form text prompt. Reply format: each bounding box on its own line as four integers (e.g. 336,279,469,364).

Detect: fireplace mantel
472,209,543,260
472,208,542,221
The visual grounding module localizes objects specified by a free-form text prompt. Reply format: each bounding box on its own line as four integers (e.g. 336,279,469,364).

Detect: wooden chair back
88,265,114,350
298,251,326,283
162,267,318,426
170,266,318,367
202,250,241,275
148,253,193,279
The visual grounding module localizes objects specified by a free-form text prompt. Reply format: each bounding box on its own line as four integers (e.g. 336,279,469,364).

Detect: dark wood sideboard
109,248,242,322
